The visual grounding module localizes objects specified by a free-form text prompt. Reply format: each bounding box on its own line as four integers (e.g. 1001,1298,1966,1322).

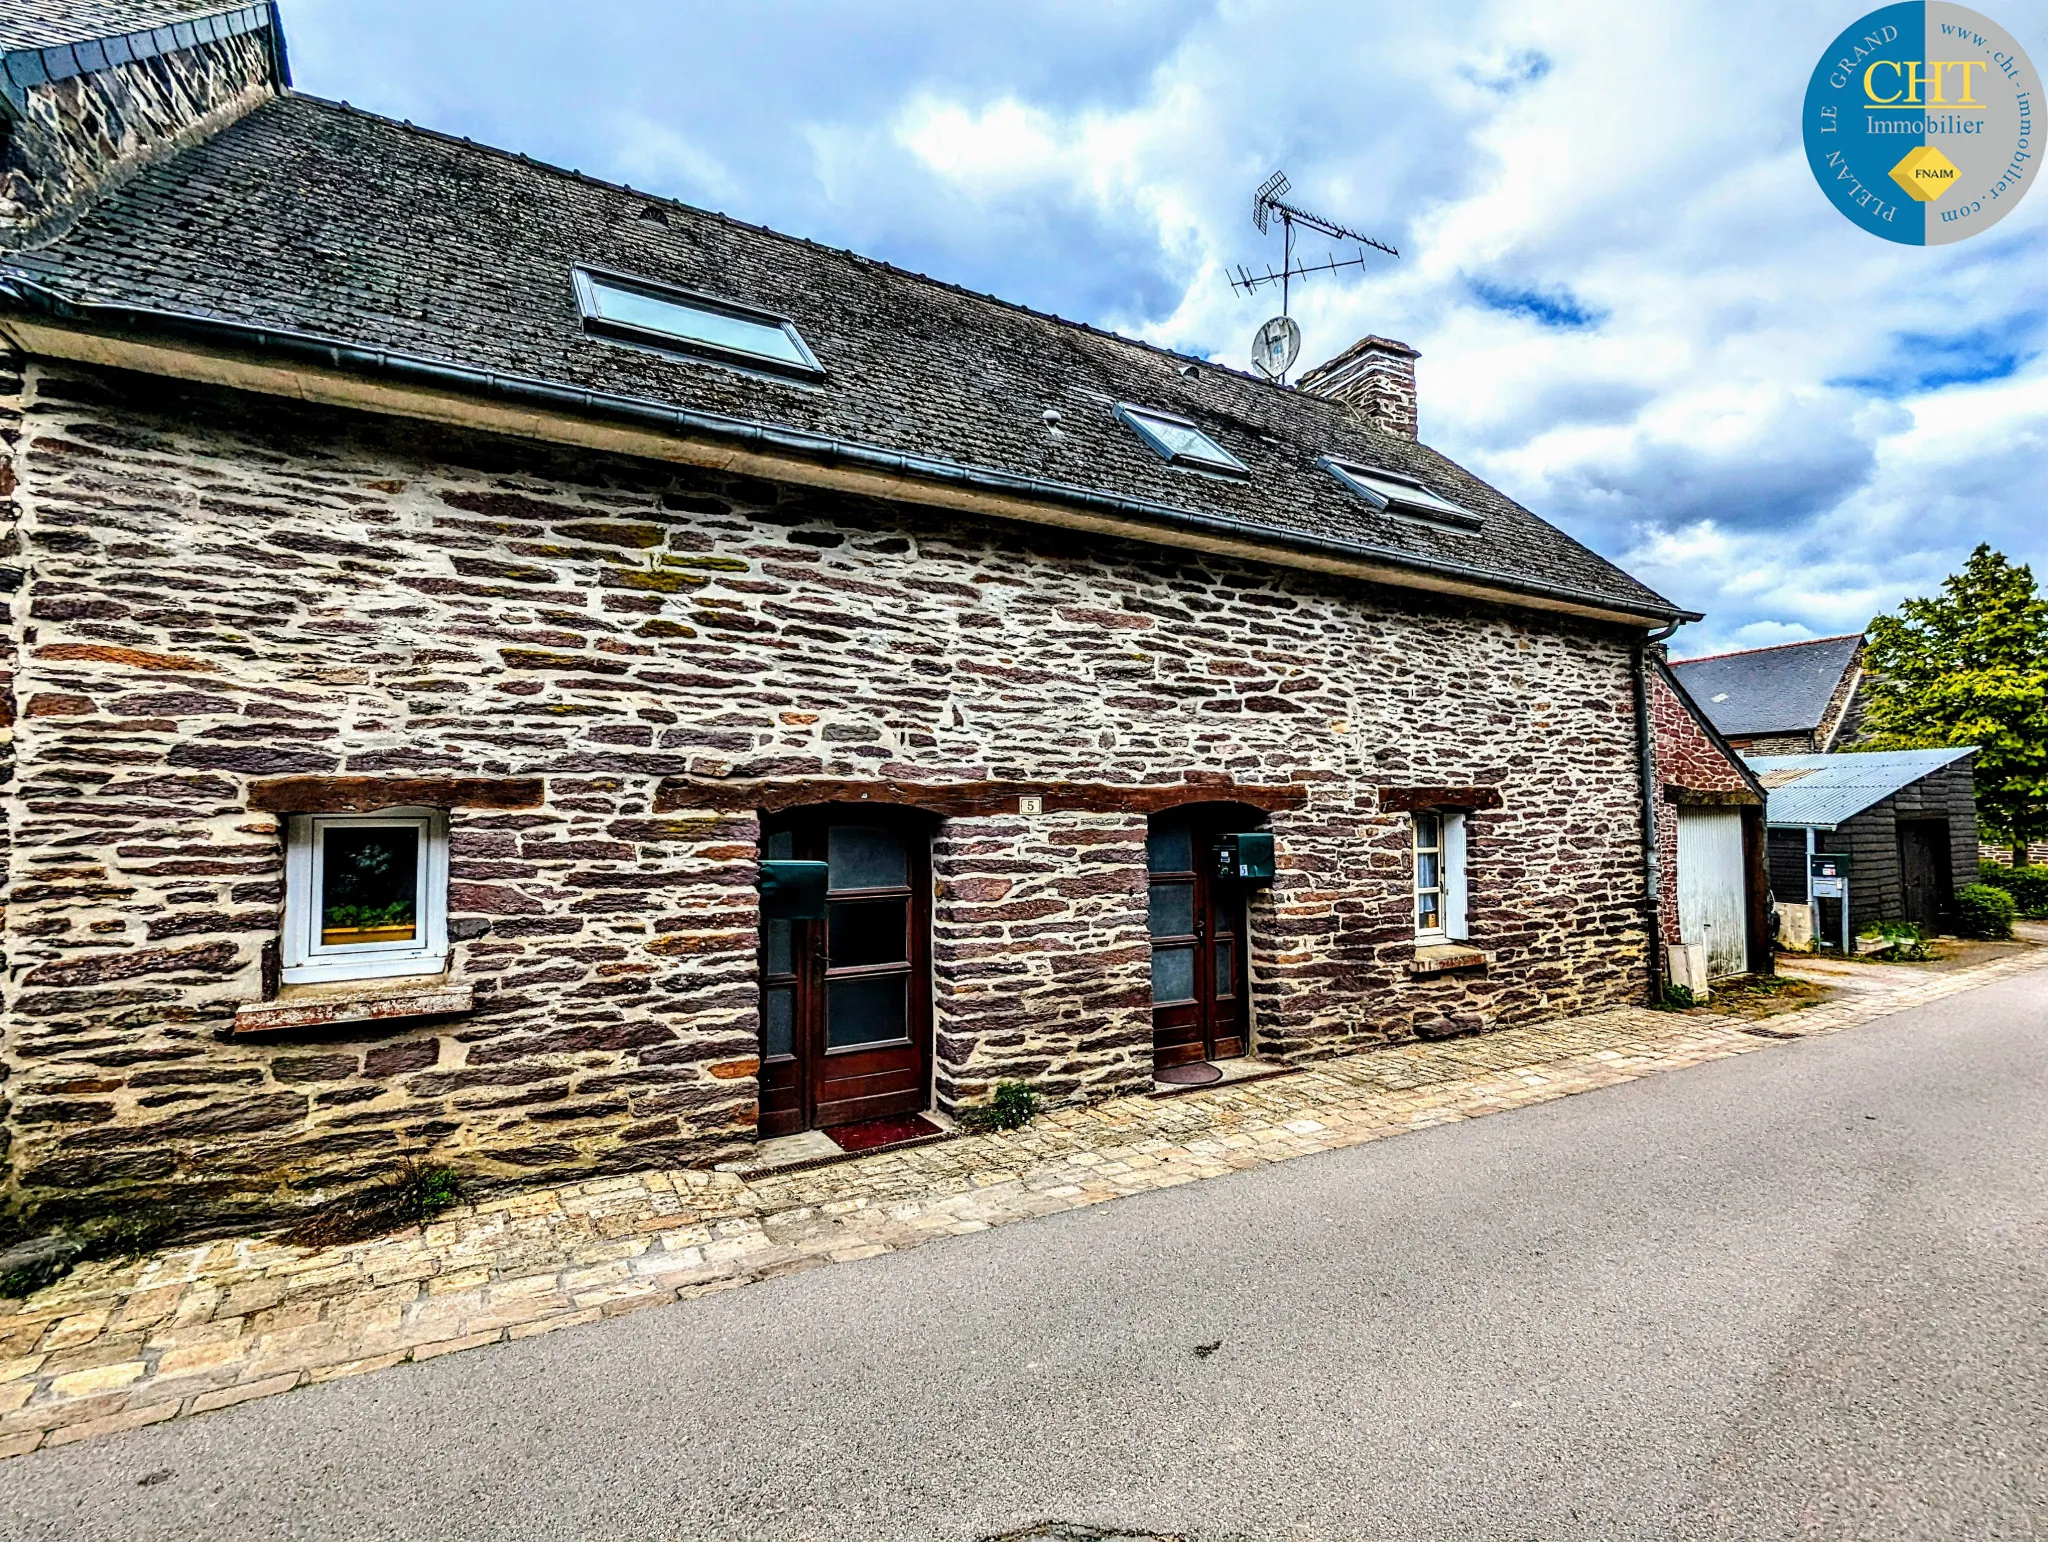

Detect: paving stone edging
3,948,2042,1460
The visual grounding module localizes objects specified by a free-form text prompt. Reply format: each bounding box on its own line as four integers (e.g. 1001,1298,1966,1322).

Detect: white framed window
1412,810,1469,941
1114,403,1249,476
282,808,450,985
572,266,824,380
1320,457,1485,533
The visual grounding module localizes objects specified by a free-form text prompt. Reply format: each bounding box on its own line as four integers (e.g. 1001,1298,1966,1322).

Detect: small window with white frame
1412,810,1469,941
1114,403,1249,476
572,266,824,381
282,808,450,985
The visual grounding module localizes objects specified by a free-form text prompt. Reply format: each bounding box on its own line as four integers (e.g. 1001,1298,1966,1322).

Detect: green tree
1860,545,2048,862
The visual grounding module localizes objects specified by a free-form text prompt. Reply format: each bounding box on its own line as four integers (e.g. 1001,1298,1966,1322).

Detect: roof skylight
573,267,823,380
1319,457,1484,532
1115,404,1248,475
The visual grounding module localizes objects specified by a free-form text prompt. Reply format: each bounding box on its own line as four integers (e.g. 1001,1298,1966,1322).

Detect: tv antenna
1231,170,1398,383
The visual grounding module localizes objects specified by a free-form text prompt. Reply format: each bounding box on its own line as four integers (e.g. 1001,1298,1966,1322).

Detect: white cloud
605,116,739,205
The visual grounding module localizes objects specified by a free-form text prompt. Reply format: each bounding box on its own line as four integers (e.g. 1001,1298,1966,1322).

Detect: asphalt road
5,971,2045,1542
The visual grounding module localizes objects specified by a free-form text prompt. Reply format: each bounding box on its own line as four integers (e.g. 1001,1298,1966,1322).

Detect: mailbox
1808,852,1849,900
1212,832,1276,885
759,860,829,921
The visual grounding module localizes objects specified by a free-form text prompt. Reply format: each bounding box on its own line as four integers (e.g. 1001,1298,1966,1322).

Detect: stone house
1669,634,1866,755
0,2,1698,1228
1647,657,1770,992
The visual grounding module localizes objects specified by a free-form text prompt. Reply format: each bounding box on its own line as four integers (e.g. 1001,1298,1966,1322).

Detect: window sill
1409,942,1488,977
233,975,472,1035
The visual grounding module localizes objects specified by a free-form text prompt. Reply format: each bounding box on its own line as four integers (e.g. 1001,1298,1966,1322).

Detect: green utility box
758,860,830,921
1213,832,1276,885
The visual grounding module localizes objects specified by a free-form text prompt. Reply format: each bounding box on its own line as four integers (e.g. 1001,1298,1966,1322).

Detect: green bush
1980,862,2048,918
281,1159,470,1249
1862,920,1934,961
1656,982,1696,1010
1955,883,2015,940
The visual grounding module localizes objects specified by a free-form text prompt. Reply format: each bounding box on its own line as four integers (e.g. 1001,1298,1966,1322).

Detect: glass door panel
1149,810,1256,1071
759,810,932,1134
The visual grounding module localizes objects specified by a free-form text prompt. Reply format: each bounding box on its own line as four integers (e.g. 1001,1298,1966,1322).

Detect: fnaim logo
1804,3,2040,243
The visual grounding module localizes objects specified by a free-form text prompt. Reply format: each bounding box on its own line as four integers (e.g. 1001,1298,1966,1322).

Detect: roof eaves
1669,633,1864,668
0,270,1698,627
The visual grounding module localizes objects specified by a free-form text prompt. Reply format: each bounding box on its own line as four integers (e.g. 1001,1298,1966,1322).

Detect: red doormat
825,1113,947,1153
1155,1061,1224,1085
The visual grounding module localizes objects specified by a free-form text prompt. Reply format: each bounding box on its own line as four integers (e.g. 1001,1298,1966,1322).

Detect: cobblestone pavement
3,946,2041,1460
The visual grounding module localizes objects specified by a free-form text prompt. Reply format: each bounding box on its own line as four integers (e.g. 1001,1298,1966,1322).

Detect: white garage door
1677,808,1748,978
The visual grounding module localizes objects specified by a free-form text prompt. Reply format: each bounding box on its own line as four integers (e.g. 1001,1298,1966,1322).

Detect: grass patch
281,1159,471,1250
954,1080,1043,1134
1700,973,1831,1019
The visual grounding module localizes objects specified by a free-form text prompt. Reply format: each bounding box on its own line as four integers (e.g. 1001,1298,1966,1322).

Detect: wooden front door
758,810,931,1136
1898,819,1948,930
1148,812,1250,1071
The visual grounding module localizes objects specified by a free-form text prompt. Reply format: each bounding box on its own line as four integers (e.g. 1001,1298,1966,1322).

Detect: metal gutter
1632,622,1682,1000
0,274,1698,628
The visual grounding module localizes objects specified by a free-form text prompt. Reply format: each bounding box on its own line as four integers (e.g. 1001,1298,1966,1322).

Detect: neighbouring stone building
1647,657,1770,991
0,2,1703,1230
1669,634,1867,756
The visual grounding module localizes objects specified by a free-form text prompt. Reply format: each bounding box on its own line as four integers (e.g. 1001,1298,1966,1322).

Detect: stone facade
0,26,276,241
0,358,1656,1227
930,811,1151,1107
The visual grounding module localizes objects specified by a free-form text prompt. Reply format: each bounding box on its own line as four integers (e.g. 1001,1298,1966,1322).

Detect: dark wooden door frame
1148,805,1256,1072
757,806,933,1135
1897,818,1949,931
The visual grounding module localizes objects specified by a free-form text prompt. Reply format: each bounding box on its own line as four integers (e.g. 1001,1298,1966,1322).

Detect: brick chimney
1296,335,1420,440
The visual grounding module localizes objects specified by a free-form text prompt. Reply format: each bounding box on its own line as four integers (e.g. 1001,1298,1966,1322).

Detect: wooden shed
1751,748,1978,946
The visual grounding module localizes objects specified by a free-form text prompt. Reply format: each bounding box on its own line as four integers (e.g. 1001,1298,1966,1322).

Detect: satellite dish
1251,315,1301,380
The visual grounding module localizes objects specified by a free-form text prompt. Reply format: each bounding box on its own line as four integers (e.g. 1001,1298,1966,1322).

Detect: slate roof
0,0,240,53
1669,635,1862,737
1747,747,1973,828
0,91,1686,622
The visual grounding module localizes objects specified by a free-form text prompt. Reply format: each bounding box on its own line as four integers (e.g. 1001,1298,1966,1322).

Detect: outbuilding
1753,748,1978,946
1648,656,1771,992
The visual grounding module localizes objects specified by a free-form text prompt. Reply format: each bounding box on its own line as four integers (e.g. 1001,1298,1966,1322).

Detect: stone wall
1,359,1655,1226
931,811,1151,1107
0,352,18,1190
1648,665,1757,948
0,29,275,242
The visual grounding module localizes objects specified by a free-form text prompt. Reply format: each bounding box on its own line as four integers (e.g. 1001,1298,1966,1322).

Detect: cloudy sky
283,0,2045,657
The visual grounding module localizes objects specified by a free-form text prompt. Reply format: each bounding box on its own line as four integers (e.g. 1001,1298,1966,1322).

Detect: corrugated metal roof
1745,747,1974,828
